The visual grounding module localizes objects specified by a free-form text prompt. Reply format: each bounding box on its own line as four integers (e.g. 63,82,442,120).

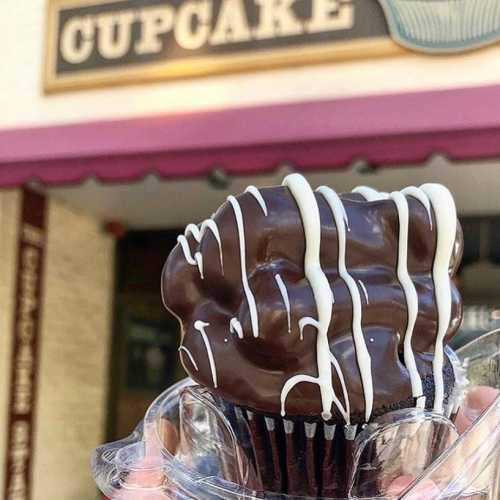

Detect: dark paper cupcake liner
213,359,457,498
217,401,362,498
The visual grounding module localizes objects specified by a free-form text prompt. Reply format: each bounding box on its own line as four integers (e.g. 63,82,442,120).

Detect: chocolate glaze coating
162,186,463,422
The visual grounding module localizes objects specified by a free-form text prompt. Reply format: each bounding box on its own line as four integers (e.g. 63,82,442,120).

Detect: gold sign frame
44,0,406,94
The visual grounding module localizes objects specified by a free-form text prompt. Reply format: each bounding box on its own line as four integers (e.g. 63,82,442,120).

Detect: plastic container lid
92,330,500,499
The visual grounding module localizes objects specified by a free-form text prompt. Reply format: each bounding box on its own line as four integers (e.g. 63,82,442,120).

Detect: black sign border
44,0,406,94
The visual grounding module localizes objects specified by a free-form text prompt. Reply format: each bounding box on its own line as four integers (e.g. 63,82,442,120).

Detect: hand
454,385,499,434
112,419,179,499
388,386,499,498
387,475,440,499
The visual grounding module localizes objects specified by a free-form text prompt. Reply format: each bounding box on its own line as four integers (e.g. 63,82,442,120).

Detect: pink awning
1,85,500,187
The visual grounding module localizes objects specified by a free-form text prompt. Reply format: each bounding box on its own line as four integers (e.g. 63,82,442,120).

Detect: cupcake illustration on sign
378,0,500,52
162,174,463,497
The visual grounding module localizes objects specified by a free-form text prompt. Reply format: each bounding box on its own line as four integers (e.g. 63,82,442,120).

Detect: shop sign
44,0,399,92
4,190,47,500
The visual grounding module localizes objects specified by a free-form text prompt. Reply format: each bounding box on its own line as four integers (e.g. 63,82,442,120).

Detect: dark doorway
107,229,184,440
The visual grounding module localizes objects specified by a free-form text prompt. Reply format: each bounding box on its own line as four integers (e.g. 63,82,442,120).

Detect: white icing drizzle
229,317,244,339
245,186,268,215
274,274,291,333
358,280,369,304
318,186,373,422
177,235,197,265
227,195,259,338
354,186,425,409
329,353,350,418
353,184,456,413
194,321,218,388
352,186,389,202
420,184,457,413
184,223,200,239
195,253,204,279
179,346,198,371
298,317,319,341
178,219,224,276
401,186,433,229
297,325,351,418
390,191,425,409
280,174,348,423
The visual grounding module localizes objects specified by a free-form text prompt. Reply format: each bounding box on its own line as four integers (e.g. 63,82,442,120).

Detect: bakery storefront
2,1,500,499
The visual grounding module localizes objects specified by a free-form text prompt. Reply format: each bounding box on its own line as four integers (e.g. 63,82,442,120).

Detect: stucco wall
1,0,498,129
31,195,114,500
0,190,115,500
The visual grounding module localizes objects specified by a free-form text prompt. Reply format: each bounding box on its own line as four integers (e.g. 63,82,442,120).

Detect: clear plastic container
92,330,500,499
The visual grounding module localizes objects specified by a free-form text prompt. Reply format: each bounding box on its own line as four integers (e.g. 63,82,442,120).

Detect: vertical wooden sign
4,190,47,500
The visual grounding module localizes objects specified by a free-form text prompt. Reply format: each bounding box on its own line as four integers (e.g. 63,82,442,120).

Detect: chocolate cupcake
162,174,463,497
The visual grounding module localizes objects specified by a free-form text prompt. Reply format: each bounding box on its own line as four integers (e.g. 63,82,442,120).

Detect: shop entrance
107,229,183,440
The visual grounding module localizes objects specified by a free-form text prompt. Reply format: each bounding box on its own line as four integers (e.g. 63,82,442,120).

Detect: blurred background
2,1,500,499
